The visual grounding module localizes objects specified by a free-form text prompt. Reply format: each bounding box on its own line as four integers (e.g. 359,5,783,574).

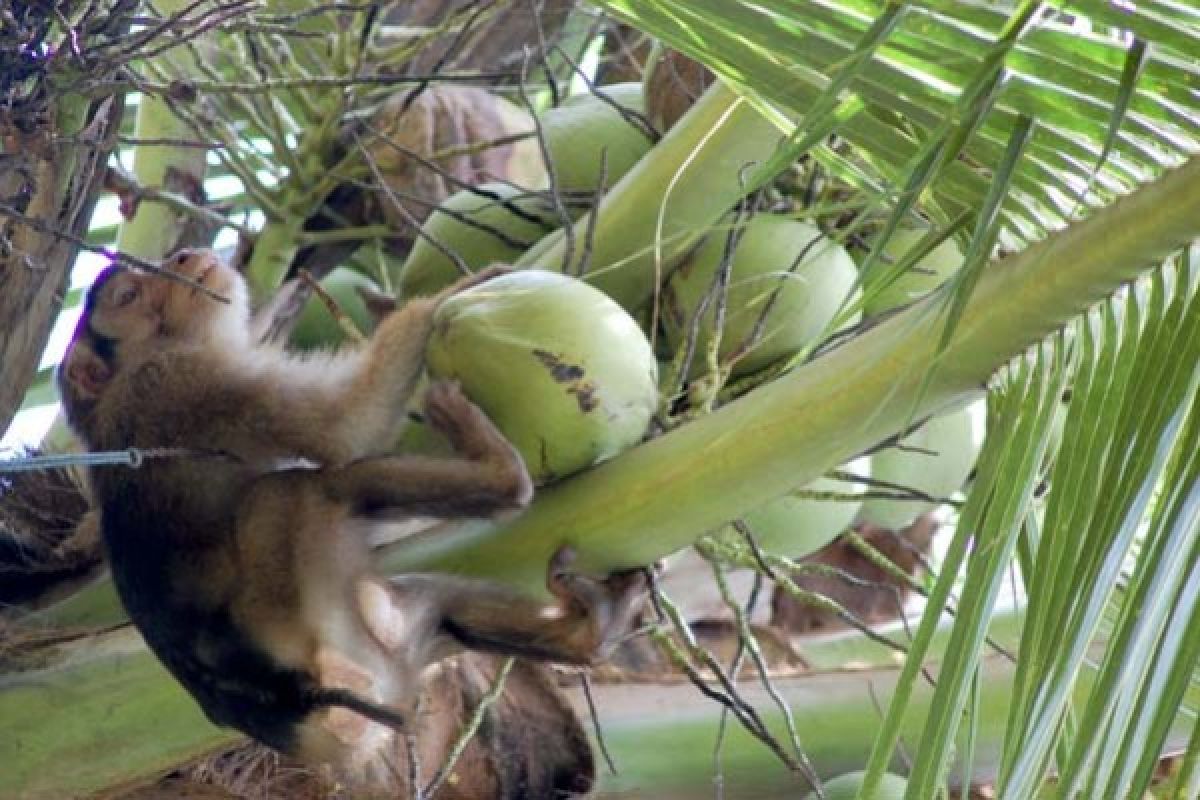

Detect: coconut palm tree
2,2,1198,798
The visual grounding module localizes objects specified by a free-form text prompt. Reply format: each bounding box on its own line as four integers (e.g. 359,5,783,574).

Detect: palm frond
591,0,1200,247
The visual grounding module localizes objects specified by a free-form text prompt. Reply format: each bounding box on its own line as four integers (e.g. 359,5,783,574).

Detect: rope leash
0,447,231,473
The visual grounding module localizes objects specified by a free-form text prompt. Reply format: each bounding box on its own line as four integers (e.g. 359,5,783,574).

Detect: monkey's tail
307,687,408,731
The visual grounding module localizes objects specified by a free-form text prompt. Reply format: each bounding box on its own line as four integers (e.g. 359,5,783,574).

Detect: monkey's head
59,249,250,427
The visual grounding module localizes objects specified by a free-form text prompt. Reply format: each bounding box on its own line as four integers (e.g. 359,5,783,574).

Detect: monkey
58,249,646,781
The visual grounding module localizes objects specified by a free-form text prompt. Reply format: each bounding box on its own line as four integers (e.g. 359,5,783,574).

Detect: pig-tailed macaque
58,250,645,784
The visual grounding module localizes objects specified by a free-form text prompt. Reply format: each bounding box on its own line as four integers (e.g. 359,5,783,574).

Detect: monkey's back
95,464,317,753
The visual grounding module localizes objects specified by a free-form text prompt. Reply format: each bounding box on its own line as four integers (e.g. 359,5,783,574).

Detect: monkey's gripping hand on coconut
58,249,649,772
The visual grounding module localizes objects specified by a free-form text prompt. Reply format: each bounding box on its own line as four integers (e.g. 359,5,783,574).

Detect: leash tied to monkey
0,447,238,473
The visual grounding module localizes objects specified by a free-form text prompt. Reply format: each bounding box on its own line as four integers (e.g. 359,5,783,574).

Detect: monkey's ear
63,345,113,400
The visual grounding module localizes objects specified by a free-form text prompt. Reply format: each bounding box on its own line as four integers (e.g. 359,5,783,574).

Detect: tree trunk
0,6,128,440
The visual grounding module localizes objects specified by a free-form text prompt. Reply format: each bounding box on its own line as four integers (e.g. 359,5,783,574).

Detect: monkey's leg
325,454,529,518
327,381,532,516
389,552,648,666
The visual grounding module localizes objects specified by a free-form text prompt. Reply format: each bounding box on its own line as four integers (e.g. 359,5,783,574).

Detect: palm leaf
592,1,1200,241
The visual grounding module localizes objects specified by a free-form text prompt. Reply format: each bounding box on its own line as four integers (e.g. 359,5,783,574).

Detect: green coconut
426,270,658,483
540,83,653,195
289,268,379,350
718,456,871,557
859,403,982,531
743,456,871,556
398,183,558,299
862,228,962,315
806,770,909,800
662,215,860,379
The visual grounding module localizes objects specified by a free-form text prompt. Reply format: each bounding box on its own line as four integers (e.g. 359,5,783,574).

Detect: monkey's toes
546,547,650,613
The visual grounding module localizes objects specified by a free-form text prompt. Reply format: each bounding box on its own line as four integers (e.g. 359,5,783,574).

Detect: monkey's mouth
191,262,218,294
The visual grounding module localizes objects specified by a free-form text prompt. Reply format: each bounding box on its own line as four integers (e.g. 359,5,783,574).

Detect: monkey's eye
112,283,140,307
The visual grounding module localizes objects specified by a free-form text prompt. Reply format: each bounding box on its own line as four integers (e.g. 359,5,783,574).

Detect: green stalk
114,0,208,260
515,81,785,310
0,629,235,798
385,153,1200,588
590,655,1018,798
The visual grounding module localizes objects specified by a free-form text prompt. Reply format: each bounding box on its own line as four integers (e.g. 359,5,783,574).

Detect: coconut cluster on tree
289,77,985,561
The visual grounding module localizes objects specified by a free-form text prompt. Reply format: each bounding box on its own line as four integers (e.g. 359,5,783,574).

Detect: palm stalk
9,149,1199,797
384,152,1200,587
114,31,208,261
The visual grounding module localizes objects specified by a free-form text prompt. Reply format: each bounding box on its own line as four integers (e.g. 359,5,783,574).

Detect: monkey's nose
167,248,217,280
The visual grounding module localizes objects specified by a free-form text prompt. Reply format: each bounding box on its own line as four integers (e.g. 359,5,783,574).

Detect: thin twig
575,149,607,278
647,575,802,773
351,131,471,277
0,204,229,302
581,672,619,775
104,71,521,97
422,657,515,799
405,732,423,800
397,0,488,115
709,560,824,795
517,44,574,271
104,165,253,238
552,42,659,143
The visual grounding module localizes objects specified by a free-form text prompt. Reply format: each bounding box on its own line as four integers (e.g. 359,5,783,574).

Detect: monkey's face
80,250,248,345
91,249,249,347
60,250,251,415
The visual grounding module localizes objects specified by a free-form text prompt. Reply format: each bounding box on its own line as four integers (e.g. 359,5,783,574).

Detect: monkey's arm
256,267,509,461
324,267,510,456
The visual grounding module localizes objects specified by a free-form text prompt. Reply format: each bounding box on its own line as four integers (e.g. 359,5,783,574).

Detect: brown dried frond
0,452,99,606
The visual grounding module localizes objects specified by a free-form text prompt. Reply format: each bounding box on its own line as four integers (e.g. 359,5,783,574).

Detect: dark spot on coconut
538,438,555,482
532,349,585,383
569,382,599,413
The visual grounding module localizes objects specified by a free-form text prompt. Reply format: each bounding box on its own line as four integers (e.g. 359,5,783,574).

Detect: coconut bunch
294,51,984,560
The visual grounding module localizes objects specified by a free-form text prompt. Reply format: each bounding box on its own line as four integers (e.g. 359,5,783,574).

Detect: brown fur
59,249,645,790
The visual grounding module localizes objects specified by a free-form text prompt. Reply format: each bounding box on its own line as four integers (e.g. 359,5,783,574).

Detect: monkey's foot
424,381,533,507
547,546,650,659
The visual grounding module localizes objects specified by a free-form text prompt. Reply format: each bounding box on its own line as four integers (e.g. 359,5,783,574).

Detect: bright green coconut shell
862,227,962,315
858,404,981,530
718,456,871,557
806,770,909,800
399,183,557,299
540,82,652,195
662,215,860,379
289,267,379,350
426,270,658,483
